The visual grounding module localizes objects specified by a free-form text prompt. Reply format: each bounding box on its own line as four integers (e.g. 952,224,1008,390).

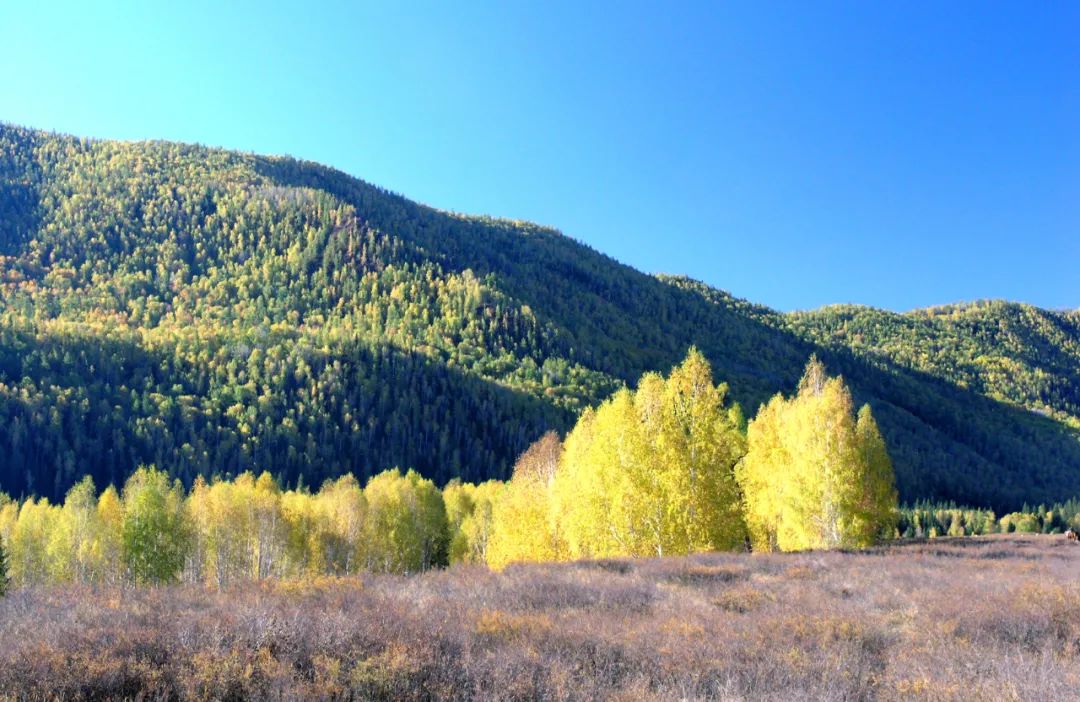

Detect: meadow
1,534,1077,701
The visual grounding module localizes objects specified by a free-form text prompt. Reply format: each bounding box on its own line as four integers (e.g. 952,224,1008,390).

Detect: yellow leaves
557,349,748,559
362,468,447,574
188,471,291,586
738,358,898,553
492,348,749,569
487,470,563,570
10,497,63,585
445,480,503,565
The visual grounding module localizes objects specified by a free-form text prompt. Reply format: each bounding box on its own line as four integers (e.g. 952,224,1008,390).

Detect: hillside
0,123,1077,510
789,301,1080,426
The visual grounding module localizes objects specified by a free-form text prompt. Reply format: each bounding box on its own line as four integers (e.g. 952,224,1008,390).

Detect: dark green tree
0,537,9,596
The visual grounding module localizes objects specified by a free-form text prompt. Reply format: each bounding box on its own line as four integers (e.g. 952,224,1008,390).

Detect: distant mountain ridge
0,122,1077,510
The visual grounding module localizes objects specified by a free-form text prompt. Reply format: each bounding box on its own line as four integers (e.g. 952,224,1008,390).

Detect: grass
1,534,1078,700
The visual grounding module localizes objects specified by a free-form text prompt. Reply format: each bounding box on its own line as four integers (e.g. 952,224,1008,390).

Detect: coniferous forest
0,122,1079,517
1,0,1077,692
2,123,1080,700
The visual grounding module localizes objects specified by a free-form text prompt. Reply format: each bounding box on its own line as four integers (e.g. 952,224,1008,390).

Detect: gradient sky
2,1,1077,311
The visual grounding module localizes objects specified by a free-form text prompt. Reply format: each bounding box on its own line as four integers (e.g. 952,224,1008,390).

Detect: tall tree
738,357,898,551
95,486,125,586
444,479,504,565
314,474,367,575
488,433,567,570
121,466,192,584
363,469,448,574
61,476,108,584
551,349,747,559
9,499,60,586
0,534,9,596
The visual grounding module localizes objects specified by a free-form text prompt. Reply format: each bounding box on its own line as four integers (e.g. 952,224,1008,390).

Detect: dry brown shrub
0,534,1078,700
475,609,554,642
713,584,774,613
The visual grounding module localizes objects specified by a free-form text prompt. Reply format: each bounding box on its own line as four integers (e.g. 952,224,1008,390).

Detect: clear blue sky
2,1,1077,312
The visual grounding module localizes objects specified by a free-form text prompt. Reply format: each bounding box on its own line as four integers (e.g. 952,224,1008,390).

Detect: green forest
1,350,1076,591
1,123,1078,512
0,352,901,587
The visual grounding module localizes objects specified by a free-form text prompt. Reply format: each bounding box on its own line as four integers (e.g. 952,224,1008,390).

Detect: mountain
0,123,1077,510
789,301,1080,426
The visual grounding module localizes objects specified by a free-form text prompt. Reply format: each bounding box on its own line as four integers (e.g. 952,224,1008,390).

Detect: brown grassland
1,534,1078,701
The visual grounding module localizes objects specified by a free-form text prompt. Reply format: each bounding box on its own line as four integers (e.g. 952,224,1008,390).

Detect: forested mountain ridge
788,301,1080,427
0,122,1077,510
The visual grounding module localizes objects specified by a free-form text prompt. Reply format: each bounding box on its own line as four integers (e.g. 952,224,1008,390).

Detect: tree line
0,466,449,588
0,352,899,589
483,352,898,567
899,499,1080,538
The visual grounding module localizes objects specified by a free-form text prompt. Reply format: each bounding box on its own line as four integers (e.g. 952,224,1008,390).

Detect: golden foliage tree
738,357,897,551
552,349,747,559
444,479,504,565
95,486,125,586
363,469,448,573
487,433,566,570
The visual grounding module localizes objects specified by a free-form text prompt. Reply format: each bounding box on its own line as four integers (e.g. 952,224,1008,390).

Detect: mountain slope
789,301,1080,426
0,123,1077,510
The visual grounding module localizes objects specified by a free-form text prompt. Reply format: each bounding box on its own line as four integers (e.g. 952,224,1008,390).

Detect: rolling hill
0,123,1077,510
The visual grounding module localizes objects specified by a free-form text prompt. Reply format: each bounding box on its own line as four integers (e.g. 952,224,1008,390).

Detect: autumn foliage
0,351,903,587
485,351,898,568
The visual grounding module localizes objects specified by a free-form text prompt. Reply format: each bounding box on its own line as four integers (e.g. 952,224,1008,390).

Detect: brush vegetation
1,535,1077,700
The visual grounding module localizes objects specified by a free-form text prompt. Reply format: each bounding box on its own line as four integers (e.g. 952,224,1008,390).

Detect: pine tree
0,536,9,596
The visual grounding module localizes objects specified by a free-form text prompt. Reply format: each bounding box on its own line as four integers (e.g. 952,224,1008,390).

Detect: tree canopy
0,123,1077,512
738,357,898,551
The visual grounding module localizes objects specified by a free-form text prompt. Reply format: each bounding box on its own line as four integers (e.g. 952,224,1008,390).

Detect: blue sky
2,1,1076,311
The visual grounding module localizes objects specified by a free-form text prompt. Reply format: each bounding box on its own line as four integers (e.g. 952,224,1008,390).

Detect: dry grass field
1,534,1078,701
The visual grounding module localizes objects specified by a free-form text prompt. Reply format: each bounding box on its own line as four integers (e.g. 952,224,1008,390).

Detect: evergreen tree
1,123,1077,515
0,536,9,596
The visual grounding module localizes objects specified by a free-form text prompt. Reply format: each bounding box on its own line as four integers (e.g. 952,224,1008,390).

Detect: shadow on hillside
256,156,1080,512
0,322,573,502
0,126,45,256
